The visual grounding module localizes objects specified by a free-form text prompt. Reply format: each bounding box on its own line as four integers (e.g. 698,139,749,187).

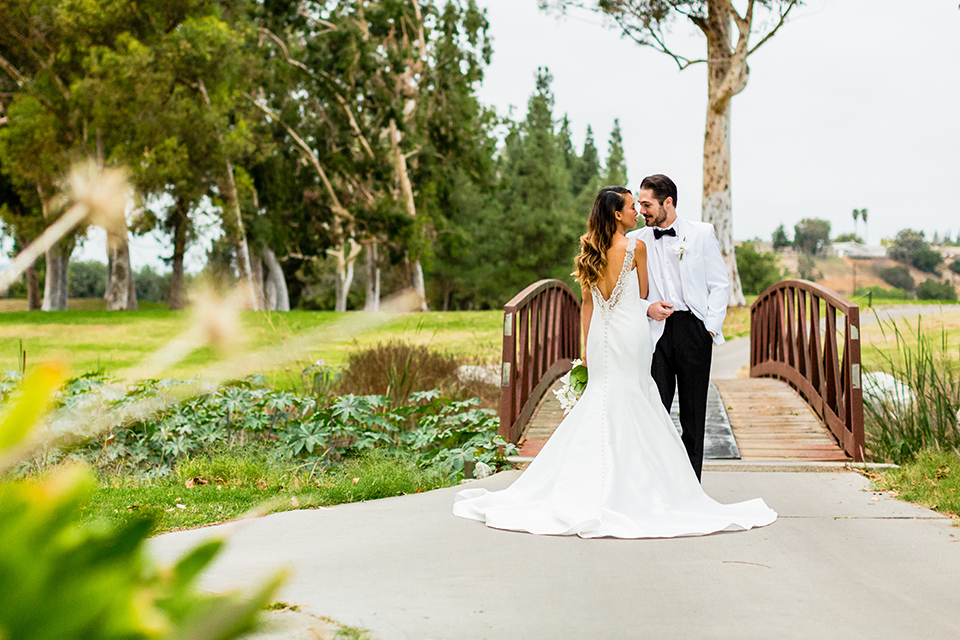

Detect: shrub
916,279,958,301
863,319,960,463
880,265,915,291
949,260,960,276
337,341,460,406
735,242,782,295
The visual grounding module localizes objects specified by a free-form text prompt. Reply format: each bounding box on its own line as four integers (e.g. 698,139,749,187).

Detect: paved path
150,470,960,640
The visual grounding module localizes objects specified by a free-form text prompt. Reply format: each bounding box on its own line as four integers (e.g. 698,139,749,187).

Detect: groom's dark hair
640,174,678,208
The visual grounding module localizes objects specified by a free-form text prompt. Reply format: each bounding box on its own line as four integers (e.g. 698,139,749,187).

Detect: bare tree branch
245,93,353,222
614,18,705,70
748,0,800,57
259,27,311,74
0,53,26,87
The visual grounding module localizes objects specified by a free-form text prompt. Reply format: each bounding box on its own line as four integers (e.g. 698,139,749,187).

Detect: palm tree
852,208,860,240
860,209,869,245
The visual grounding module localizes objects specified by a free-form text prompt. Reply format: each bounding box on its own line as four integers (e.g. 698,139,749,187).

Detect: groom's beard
646,209,667,227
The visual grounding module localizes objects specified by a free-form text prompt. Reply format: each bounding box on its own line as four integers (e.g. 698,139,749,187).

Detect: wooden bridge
498,279,865,463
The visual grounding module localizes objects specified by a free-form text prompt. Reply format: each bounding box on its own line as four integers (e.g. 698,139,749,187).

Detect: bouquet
553,359,588,414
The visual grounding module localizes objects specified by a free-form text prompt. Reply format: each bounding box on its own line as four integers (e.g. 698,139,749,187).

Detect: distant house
832,242,887,259
938,246,960,260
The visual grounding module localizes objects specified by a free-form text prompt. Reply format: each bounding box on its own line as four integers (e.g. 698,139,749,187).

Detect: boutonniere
673,236,690,261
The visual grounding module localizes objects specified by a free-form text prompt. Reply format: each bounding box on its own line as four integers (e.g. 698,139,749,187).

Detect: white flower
673,237,691,261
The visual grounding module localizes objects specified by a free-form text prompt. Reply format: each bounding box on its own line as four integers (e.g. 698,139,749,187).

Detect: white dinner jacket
627,216,730,350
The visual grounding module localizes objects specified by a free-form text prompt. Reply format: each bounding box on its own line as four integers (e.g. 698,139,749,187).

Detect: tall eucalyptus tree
543,0,802,306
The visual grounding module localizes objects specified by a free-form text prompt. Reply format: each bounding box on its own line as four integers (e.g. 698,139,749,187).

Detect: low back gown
453,238,777,538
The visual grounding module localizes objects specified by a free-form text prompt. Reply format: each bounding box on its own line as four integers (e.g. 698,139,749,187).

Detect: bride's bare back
596,235,648,301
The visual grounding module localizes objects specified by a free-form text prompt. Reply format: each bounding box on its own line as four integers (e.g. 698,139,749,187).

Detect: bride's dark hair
574,186,631,288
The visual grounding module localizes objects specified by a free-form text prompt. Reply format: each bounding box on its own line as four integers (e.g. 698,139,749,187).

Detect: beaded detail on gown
452,238,777,538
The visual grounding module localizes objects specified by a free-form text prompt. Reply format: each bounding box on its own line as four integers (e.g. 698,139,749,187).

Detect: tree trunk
219,160,259,310
250,248,266,311
25,263,40,310
364,241,380,312
262,245,290,311
388,118,430,311
701,3,749,308
42,244,65,311
104,251,113,300
168,199,188,310
58,250,69,310
701,99,746,307
328,239,362,313
127,249,138,310
105,230,131,311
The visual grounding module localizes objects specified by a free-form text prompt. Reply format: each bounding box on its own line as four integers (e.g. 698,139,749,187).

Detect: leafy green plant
1,368,515,481
863,318,960,463
0,365,282,640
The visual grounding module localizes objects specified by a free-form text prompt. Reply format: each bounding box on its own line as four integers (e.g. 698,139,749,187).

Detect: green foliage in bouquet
569,362,588,395
0,365,282,640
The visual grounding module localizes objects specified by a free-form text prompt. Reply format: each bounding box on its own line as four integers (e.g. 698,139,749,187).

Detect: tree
543,0,801,307
735,241,781,295
572,125,600,196
834,232,863,244
771,224,790,251
603,119,627,186
793,218,831,255
888,229,943,274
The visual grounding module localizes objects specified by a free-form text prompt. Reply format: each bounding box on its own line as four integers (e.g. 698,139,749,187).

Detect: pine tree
572,125,600,196
604,120,628,186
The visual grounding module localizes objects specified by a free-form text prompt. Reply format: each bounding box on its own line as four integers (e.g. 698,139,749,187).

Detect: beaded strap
591,238,636,323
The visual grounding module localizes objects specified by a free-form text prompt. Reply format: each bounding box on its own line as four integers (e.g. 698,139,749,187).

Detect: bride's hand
647,301,674,321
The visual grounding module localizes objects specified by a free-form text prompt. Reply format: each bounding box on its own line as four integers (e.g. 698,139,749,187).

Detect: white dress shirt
654,221,689,312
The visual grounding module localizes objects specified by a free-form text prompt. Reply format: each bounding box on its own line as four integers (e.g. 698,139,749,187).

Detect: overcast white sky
69,0,959,271
476,0,960,245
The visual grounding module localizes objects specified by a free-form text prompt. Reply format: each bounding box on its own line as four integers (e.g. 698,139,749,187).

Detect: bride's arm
580,282,593,362
634,240,649,299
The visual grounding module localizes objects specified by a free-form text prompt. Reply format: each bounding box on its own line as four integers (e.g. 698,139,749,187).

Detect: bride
453,186,777,538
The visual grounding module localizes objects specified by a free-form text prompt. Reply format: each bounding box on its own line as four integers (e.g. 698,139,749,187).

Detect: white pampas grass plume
0,160,132,296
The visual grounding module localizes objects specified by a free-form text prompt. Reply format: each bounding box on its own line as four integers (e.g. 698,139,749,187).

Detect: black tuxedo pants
651,310,713,481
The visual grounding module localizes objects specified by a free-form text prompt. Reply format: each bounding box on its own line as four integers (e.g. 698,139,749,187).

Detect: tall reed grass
864,317,960,463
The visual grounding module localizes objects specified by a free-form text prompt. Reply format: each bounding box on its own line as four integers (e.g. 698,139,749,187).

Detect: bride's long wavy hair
574,186,631,288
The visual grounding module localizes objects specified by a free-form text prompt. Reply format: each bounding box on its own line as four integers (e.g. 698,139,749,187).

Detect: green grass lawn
871,449,960,524
81,451,453,534
0,306,503,385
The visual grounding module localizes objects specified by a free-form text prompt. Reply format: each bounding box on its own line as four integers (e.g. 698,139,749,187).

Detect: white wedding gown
453,238,777,538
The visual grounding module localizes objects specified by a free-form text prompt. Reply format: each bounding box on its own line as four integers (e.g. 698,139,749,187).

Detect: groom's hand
647,301,674,321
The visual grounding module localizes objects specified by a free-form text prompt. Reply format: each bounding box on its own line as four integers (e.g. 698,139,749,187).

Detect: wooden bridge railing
499,280,581,444
750,279,865,461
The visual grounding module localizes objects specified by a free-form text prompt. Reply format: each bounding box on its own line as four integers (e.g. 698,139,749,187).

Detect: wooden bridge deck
518,377,849,462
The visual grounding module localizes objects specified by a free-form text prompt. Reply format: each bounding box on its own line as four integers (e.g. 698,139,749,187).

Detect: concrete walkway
150,470,960,640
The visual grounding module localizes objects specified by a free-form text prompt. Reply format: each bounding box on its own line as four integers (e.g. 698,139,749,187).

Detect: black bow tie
654,227,676,240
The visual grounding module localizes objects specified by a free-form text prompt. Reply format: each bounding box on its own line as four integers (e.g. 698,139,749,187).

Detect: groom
627,174,730,481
